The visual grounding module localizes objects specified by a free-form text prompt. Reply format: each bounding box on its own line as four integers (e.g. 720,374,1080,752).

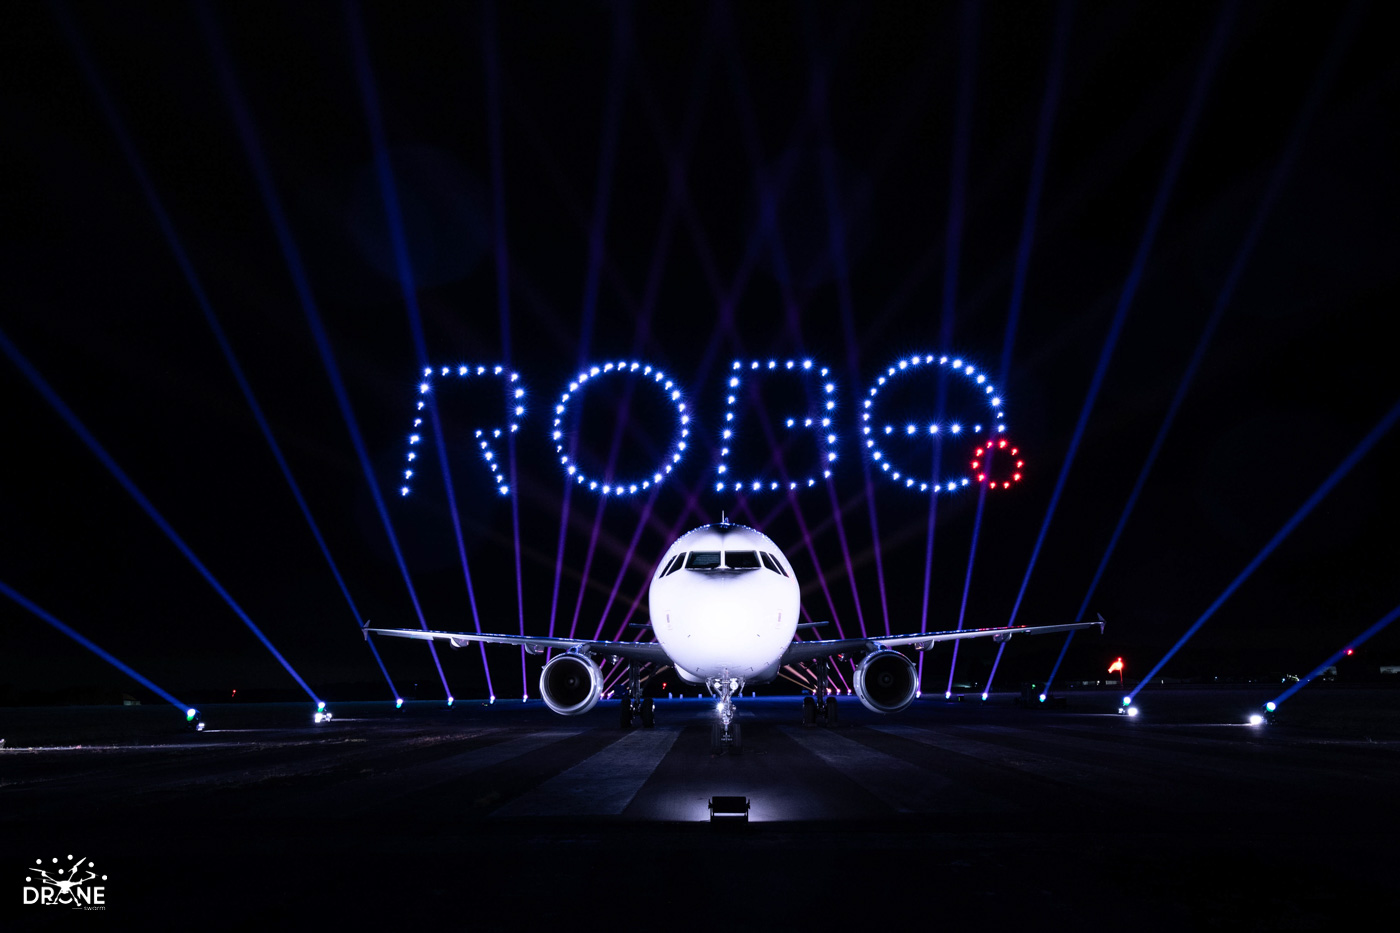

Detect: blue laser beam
348,4,494,699
945,481,990,695
1005,3,1236,632
1044,2,1360,700
198,4,449,698
1131,396,1400,699
1273,603,1400,708
1,579,189,713
481,0,528,694
0,327,319,703
56,5,398,702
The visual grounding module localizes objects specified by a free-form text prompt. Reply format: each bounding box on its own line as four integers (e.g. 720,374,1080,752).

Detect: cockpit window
685,550,722,570
725,550,761,570
660,553,684,577
760,552,788,576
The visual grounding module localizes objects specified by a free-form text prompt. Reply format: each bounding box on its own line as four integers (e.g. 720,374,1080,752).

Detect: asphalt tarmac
4,687,1398,930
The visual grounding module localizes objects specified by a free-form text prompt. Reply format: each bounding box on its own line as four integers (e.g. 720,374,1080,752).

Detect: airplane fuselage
648,522,799,685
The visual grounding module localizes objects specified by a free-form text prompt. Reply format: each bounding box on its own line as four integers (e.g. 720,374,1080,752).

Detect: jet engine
853,649,918,713
539,652,603,715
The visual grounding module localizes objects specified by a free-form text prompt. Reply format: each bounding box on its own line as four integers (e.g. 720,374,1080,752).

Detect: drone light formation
719,359,836,492
864,354,1006,495
397,350,1016,503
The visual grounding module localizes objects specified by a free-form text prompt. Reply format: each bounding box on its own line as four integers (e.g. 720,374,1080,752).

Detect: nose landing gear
708,672,744,754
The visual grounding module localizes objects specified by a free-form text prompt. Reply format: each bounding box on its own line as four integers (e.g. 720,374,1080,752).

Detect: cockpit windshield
685,550,722,570
725,550,761,569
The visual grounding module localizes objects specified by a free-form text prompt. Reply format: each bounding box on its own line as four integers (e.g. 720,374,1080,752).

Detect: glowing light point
395,698,404,709
1265,701,1276,712
447,696,455,707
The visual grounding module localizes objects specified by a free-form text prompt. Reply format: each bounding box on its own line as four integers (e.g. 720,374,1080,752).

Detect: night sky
4,1,1397,703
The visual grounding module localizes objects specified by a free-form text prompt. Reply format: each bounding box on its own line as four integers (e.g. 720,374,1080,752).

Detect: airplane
366,518,1103,752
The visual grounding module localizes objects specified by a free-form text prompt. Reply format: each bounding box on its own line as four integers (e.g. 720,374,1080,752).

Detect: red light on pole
1108,657,1124,687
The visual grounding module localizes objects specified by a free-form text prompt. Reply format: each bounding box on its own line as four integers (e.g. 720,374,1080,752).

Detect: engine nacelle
853,649,918,714
539,652,603,715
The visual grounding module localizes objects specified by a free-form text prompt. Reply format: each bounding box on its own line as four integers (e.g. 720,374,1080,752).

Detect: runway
4,689,1397,929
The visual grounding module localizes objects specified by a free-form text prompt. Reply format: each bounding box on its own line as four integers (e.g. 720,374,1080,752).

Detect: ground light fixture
708,796,750,824
313,701,333,724
185,708,205,731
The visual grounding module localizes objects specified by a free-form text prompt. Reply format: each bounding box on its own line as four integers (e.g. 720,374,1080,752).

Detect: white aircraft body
367,520,1103,750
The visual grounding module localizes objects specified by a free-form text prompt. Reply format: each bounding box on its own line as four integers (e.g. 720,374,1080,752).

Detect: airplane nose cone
653,573,796,678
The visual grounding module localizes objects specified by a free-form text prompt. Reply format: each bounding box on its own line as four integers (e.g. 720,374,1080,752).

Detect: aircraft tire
826,696,838,726
730,721,743,754
802,695,817,725
640,697,655,728
620,702,633,729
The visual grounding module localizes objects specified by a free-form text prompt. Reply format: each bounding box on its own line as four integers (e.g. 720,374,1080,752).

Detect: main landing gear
708,672,744,754
619,664,655,729
801,657,839,726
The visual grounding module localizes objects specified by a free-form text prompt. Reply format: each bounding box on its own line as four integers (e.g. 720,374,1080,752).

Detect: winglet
362,619,371,641
1096,612,1106,633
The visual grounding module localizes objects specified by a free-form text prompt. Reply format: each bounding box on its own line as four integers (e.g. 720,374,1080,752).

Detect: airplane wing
363,624,671,664
779,616,1104,666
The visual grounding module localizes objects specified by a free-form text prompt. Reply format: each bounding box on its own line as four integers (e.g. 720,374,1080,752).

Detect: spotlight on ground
1249,714,1265,726
313,701,333,724
708,795,750,825
185,708,205,732
1261,701,1277,724
394,697,403,709
1117,704,1139,717
446,696,455,708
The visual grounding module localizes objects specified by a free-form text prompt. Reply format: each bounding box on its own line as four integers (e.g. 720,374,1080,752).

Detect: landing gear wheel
802,695,817,725
711,722,724,753
640,697,655,728
826,696,838,726
619,701,633,728
730,721,743,754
